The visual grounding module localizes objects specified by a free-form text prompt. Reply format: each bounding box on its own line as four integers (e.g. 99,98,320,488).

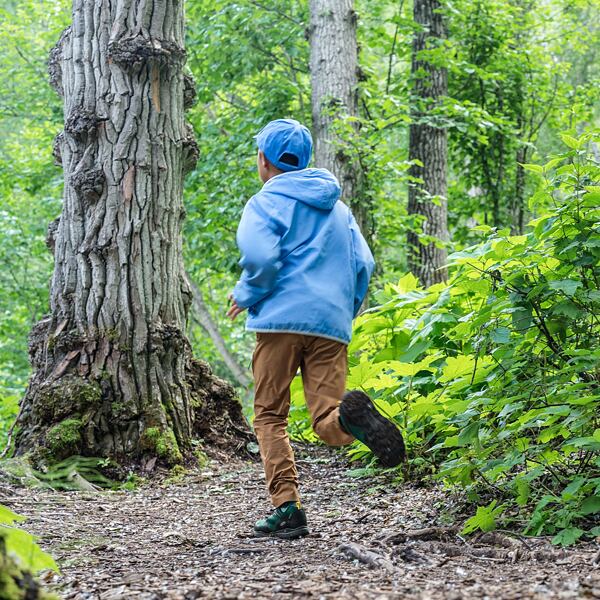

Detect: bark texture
407,0,449,287
14,0,250,465
309,0,369,237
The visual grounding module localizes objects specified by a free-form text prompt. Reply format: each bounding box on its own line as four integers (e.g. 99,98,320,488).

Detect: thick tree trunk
309,0,369,238
407,0,449,287
14,0,250,466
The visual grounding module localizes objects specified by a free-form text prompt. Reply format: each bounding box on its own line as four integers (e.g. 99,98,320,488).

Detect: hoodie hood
262,168,341,210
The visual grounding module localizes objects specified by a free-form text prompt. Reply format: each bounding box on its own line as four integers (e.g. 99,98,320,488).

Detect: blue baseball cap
255,118,313,172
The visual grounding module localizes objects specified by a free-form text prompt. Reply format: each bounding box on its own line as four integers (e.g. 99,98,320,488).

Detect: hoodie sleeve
233,194,284,309
349,212,375,318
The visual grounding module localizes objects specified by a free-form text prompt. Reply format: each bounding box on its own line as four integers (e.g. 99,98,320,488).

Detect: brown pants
252,332,354,506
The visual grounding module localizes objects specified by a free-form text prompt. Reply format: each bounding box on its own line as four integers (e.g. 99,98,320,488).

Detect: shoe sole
254,525,309,540
340,390,406,467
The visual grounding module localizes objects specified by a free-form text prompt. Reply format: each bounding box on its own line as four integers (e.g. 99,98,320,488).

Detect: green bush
344,131,600,545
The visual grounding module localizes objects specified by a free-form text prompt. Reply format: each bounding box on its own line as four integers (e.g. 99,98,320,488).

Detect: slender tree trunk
513,146,527,234
309,0,369,238
407,0,449,287
511,67,527,235
187,277,251,389
14,0,250,466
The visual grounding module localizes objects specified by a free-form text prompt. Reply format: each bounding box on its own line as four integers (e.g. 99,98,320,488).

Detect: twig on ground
383,525,460,544
222,547,273,555
338,542,396,573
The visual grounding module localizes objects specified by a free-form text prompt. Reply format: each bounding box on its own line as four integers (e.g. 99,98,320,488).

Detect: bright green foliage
461,500,505,535
0,0,69,448
445,0,600,234
0,504,58,574
0,501,58,600
344,133,600,543
288,376,318,444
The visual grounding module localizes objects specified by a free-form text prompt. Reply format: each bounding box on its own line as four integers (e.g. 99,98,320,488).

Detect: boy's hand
227,294,246,321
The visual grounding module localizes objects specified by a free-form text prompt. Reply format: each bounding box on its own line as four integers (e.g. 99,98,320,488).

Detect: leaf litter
2,445,598,599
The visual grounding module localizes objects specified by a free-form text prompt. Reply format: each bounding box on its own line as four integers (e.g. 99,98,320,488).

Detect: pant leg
252,332,303,507
300,335,354,447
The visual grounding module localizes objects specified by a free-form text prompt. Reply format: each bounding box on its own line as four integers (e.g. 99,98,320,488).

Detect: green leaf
560,134,582,150
521,163,544,174
490,327,511,344
515,478,530,506
0,506,26,526
439,355,476,382
548,279,582,297
580,496,600,516
552,301,581,319
562,476,585,501
462,501,504,535
552,527,584,547
1,526,59,573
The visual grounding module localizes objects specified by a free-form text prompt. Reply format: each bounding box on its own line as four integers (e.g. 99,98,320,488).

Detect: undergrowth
291,131,600,545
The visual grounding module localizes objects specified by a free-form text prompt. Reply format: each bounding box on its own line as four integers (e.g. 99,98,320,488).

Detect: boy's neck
260,162,286,183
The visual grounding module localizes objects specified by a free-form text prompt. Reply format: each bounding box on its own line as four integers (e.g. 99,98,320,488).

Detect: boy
227,118,405,539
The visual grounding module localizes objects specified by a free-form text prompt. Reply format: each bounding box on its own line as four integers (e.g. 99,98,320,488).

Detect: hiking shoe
339,390,406,467
254,501,309,540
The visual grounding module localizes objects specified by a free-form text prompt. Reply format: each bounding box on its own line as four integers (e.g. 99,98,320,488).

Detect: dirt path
4,445,598,599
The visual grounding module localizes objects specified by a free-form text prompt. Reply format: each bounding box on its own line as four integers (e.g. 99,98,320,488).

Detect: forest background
0,0,599,545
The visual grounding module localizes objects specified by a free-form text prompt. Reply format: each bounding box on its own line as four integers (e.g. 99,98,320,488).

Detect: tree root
337,542,396,572
382,525,460,544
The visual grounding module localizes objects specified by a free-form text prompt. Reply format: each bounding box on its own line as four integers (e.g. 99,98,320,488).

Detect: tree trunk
187,277,251,389
14,0,250,466
309,0,369,238
511,79,527,235
512,147,527,235
407,0,449,287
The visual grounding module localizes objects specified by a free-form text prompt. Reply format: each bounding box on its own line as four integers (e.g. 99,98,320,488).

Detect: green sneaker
339,390,406,467
254,501,309,539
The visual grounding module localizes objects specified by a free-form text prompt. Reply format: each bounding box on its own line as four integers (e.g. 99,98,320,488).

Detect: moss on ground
194,448,209,469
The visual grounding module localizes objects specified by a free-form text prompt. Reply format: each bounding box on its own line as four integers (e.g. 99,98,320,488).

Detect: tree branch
244,0,304,26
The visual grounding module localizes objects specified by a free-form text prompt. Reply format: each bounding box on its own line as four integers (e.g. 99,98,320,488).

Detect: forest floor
4,444,598,599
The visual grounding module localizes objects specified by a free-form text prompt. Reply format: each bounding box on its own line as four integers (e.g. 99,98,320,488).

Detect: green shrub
345,131,600,544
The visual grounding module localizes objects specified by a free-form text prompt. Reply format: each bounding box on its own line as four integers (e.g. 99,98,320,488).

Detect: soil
3,445,598,599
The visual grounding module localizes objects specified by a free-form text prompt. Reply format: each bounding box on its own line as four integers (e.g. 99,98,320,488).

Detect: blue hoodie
233,168,375,344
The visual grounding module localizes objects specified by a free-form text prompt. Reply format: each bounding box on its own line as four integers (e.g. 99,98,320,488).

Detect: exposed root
338,542,397,572
383,525,460,544
187,358,254,455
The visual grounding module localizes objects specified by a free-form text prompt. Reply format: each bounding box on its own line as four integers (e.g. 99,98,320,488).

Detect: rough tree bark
309,0,369,239
14,0,250,466
407,0,449,287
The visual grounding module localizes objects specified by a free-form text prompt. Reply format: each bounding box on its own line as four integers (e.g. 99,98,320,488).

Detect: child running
227,118,405,539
